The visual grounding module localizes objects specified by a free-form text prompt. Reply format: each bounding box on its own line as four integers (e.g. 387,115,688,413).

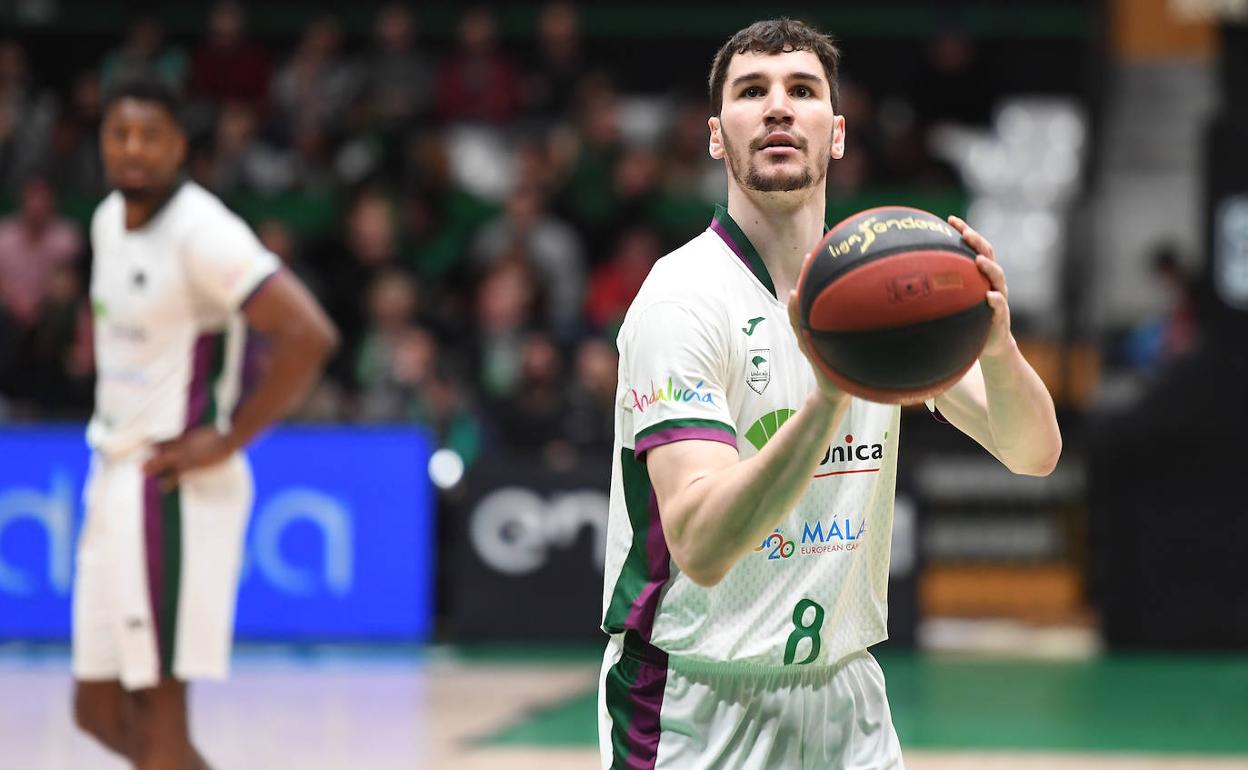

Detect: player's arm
932,216,1061,477
646,294,849,587
227,270,338,449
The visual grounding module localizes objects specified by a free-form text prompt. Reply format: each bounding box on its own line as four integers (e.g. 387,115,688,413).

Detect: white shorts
598,633,904,770
72,450,253,691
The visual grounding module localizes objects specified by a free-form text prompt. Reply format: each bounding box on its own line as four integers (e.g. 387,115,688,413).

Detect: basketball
796,206,993,404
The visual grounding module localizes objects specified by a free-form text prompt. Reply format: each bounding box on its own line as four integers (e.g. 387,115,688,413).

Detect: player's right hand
787,289,845,405
143,426,236,489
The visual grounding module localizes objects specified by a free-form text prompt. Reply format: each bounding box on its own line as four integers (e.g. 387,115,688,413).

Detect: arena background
1,1,1247,767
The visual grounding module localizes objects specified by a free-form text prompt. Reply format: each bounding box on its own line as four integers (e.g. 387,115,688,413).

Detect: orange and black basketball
796,206,993,404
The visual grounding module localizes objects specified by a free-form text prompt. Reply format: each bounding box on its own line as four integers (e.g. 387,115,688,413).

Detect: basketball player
599,18,1062,769
72,75,337,770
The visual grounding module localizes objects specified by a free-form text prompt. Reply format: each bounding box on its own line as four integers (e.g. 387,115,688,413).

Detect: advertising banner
0,426,435,641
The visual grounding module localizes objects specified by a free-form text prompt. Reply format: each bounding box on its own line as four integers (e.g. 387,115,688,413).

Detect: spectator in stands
661,98,727,205
472,182,585,338
190,1,271,112
1123,243,1200,372
485,331,572,462
312,190,407,382
472,251,544,398
523,0,585,124
435,7,521,125
356,270,420,398
99,15,188,91
611,147,662,241
916,29,992,128
45,70,106,197
555,72,623,248
0,176,83,330
0,40,56,191
563,336,618,453
272,14,359,140
204,101,293,195
363,4,433,134
585,227,660,333
11,259,93,415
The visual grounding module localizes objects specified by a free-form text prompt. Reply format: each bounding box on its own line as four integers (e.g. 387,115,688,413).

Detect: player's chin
746,168,815,193
116,182,155,200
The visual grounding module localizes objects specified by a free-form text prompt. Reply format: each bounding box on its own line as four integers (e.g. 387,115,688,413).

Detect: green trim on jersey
603,448,656,634
712,204,777,299
604,653,638,769
635,417,737,442
159,487,183,675
203,333,228,426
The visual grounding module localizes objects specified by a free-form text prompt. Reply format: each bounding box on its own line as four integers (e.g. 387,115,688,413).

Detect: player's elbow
313,316,340,359
294,311,338,363
1009,438,1062,477
670,542,728,587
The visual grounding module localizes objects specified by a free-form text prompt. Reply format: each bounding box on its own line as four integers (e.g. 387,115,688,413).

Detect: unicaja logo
745,411,886,477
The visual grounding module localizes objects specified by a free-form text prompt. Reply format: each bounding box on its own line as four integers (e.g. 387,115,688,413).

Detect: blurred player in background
599,18,1062,769
72,74,337,770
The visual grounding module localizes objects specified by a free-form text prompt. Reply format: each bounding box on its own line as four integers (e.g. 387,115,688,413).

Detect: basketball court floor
3,645,1247,770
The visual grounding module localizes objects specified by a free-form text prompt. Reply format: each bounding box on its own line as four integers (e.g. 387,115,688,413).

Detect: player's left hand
143,426,236,488
948,215,1014,359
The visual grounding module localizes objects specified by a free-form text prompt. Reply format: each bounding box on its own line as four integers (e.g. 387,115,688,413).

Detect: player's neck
725,184,826,300
123,180,183,231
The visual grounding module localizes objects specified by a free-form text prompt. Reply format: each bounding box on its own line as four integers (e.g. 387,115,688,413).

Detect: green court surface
483,651,1248,755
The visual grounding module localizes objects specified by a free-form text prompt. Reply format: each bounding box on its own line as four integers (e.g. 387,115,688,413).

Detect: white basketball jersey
87,182,279,457
602,205,901,668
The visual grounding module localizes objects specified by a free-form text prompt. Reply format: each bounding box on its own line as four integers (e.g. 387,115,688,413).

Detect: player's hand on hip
948,215,1014,359
143,426,236,489
787,290,845,404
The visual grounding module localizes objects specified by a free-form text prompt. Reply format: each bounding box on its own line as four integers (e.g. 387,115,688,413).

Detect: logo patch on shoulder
747,348,770,394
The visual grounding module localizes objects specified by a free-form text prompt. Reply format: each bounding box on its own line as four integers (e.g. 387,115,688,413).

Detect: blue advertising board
0,426,434,641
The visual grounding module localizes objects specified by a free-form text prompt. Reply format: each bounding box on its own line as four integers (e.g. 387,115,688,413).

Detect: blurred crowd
0,1,972,468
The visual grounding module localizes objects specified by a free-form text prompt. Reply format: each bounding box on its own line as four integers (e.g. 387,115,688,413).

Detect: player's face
711,50,845,194
100,98,186,201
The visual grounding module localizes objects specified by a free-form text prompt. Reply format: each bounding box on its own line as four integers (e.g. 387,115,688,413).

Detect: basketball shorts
598,633,904,770
72,449,253,691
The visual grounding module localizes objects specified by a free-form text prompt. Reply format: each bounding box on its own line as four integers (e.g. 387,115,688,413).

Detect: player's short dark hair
102,72,183,128
708,17,841,116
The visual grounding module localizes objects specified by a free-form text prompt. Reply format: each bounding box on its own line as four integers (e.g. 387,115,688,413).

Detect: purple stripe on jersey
635,426,737,458
624,489,670,639
624,653,669,770
184,334,216,430
710,218,753,273
142,475,164,664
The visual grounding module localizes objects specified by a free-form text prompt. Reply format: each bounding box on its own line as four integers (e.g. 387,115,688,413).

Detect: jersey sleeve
621,299,737,459
183,208,280,314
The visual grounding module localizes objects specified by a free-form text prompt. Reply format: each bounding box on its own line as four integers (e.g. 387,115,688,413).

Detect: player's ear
708,116,725,160
830,114,846,160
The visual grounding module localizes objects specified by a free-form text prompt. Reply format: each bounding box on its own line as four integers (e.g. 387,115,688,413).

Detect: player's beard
115,176,179,207
723,129,831,193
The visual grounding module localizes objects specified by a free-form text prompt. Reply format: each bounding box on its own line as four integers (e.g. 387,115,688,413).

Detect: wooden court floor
2,647,1247,770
